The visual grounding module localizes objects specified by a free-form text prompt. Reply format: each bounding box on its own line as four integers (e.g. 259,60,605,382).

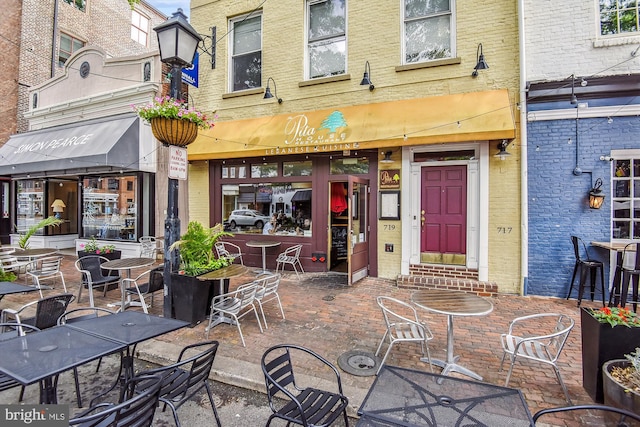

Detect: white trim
401,0,456,65
527,104,640,121
228,12,263,93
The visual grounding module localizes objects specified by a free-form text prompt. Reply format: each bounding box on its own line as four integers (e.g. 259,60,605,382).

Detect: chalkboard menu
332,226,348,259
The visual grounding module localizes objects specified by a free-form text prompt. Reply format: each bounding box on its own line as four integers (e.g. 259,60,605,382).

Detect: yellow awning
189,89,515,160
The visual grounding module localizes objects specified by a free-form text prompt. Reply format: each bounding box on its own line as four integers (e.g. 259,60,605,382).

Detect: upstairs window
59,32,85,67
600,0,639,36
63,0,86,12
403,0,454,64
131,10,150,45
230,13,262,92
306,0,346,79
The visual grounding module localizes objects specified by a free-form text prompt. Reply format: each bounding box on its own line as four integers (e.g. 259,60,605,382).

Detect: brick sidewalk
1,253,607,425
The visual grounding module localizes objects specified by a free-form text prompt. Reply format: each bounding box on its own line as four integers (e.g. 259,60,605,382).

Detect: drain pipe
51,0,59,78
518,0,528,296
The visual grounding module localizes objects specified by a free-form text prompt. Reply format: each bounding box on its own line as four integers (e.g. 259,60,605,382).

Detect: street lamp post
153,9,202,317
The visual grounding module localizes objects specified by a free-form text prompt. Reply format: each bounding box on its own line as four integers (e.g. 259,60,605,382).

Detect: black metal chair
75,256,121,307
123,265,164,313
68,374,163,427
135,341,221,427
261,344,349,427
567,236,606,306
0,322,41,402
0,293,74,330
532,404,640,425
620,242,640,312
58,307,118,408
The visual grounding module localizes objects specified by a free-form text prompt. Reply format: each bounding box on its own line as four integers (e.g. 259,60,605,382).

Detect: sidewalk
1,253,605,423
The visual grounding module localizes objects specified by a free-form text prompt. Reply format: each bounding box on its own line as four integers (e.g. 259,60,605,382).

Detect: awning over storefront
0,115,140,176
189,89,516,160
291,189,312,202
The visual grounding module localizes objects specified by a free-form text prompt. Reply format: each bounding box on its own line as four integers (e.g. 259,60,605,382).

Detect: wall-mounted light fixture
471,43,489,77
51,199,66,218
380,151,393,163
360,61,375,91
263,77,283,103
570,74,578,105
494,140,511,161
589,178,605,209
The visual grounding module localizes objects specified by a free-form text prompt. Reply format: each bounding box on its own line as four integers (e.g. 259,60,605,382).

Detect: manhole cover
337,350,381,377
322,295,335,301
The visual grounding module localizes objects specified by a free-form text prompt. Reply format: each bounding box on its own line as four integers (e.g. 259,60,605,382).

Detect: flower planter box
169,273,229,327
581,307,640,402
77,250,122,290
603,359,640,415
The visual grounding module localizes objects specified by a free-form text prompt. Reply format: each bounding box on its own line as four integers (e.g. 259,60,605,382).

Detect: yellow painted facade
187,0,522,292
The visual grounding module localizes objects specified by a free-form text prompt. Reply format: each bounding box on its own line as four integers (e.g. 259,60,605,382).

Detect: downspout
518,0,529,296
51,0,59,78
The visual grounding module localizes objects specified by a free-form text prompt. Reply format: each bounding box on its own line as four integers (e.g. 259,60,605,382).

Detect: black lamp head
360,61,374,91
264,77,282,103
472,43,489,78
494,140,512,161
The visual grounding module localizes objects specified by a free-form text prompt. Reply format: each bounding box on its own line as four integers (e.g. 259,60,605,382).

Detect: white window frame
610,149,640,241
305,0,348,80
228,12,263,93
599,0,640,37
131,10,149,46
401,0,456,65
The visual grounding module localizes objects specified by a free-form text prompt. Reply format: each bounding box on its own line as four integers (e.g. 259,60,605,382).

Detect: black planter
581,307,640,402
170,274,229,327
77,250,122,289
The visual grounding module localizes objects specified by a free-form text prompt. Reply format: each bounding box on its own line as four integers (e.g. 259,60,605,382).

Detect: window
63,0,86,12
403,0,453,64
81,175,138,241
59,32,85,66
230,13,262,91
307,0,346,79
330,157,369,174
600,0,639,36
612,157,640,239
131,10,150,45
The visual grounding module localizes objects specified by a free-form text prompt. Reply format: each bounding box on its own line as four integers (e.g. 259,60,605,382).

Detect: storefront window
283,160,313,176
330,157,369,174
16,179,45,234
251,163,278,178
16,179,78,236
222,183,312,237
81,175,138,241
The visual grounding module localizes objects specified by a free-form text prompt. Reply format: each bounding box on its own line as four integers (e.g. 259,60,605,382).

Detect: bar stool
620,242,640,312
567,236,606,306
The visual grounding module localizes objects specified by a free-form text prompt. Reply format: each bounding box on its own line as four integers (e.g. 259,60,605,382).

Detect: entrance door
420,166,467,264
348,177,369,284
0,181,9,244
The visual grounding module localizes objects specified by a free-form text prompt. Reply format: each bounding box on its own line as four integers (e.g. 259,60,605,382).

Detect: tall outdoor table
0,324,125,404
198,264,249,329
357,365,533,427
245,241,281,274
592,241,637,307
101,257,155,312
66,310,189,403
411,289,493,380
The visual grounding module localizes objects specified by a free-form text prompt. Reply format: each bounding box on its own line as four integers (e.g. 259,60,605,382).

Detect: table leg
39,376,58,404
262,247,267,273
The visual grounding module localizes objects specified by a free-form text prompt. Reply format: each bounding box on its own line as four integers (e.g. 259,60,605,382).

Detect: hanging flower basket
151,117,198,147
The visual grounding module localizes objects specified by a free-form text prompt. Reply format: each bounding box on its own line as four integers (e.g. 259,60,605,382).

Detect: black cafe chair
567,236,606,306
533,404,640,425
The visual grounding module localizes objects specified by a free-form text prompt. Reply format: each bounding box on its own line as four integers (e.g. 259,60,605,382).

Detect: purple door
420,166,467,255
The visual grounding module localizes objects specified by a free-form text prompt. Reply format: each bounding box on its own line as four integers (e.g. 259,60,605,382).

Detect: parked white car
227,209,270,230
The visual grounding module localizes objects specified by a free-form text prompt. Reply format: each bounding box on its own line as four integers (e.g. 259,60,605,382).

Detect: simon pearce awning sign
0,115,139,175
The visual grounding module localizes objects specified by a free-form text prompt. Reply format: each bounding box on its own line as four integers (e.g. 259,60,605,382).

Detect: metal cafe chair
26,255,67,298
75,256,121,307
533,404,640,425
253,273,285,329
214,241,244,265
1,293,74,330
275,244,305,279
122,265,164,314
261,344,349,427
206,282,263,347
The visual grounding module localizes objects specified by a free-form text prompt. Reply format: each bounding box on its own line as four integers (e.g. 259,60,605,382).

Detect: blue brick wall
527,116,640,297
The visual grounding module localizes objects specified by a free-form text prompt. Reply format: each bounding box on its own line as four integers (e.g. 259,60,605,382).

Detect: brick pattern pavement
0,253,612,425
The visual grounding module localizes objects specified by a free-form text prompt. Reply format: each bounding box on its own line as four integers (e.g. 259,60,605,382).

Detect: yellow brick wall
187,161,210,226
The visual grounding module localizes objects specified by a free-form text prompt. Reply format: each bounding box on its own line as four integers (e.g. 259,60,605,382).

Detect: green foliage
18,217,63,249
0,267,17,282
127,0,140,10
170,221,233,276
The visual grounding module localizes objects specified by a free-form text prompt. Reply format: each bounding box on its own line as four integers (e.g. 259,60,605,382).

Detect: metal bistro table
411,289,493,381
0,325,125,404
357,365,533,427
101,257,155,312
246,240,281,274
13,248,59,261
198,264,249,329
0,281,45,302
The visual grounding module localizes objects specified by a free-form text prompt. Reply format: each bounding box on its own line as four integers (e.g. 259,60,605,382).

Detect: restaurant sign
380,169,400,189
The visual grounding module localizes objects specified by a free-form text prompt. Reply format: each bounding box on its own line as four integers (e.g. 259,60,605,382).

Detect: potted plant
581,306,640,402
17,216,62,249
132,96,214,146
603,347,640,415
168,221,232,325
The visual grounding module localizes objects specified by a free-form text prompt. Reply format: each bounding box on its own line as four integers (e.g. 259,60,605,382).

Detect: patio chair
500,313,575,403
68,374,163,427
26,255,67,298
139,236,159,259
261,344,349,427
532,404,640,425
0,252,31,282
122,265,164,314
0,322,40,401
58,307,117,408
215,241,244,265
275,244,305,278
0,293,74,330
253,273,285,329
567,236,606,306
620,242,640,312
135,341,221,427
375,296,434,375
205,282,263,347
75,255,121,307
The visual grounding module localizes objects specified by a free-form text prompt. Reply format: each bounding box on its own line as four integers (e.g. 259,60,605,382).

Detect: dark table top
411,289,493,317
65,311,189,345
197,264,249,281
0,281,43,296
0,325,125,385
100,257,155,271
13,248,59,258
358,365,533,427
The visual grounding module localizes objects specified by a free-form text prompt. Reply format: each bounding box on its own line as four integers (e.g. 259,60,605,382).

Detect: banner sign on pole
182,53,199,88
